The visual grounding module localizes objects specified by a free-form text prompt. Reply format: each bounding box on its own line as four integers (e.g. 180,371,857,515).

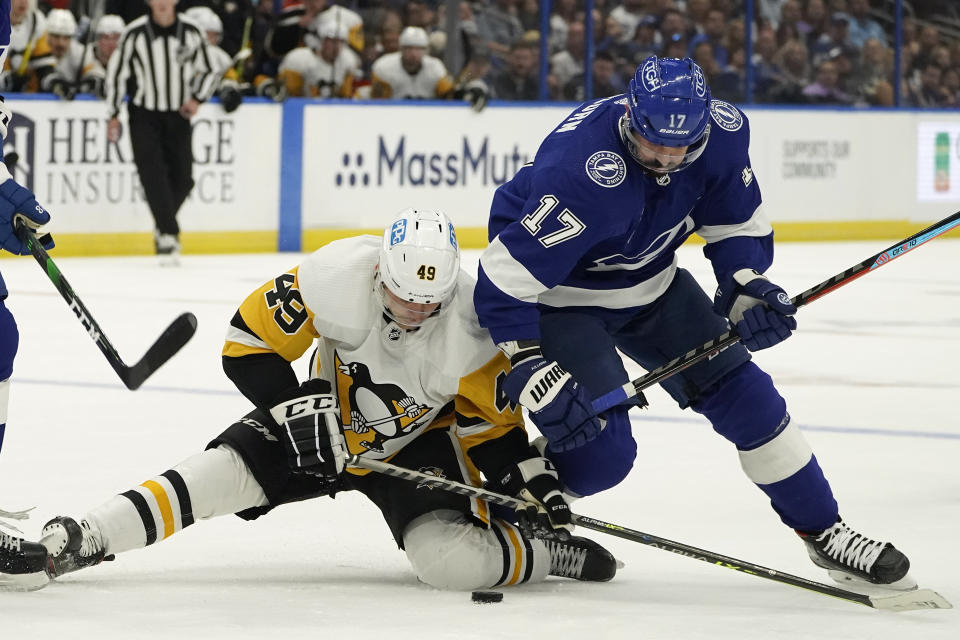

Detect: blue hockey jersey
474,95,774,345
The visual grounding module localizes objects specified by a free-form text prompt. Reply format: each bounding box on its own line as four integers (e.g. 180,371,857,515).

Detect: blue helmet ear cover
627,56,712,149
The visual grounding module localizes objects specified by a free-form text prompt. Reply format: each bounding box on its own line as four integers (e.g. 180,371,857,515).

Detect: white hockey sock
403,509,551,590
85,445,268,556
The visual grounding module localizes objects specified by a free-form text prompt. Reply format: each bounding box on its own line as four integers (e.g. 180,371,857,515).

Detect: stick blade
120,312,198,390
868,589,952,612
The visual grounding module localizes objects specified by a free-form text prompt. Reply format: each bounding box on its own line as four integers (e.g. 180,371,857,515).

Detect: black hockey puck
471,590,504,604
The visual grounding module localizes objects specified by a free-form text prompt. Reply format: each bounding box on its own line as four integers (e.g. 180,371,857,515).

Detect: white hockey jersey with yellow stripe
370,52,453,99
223,236,523,498
278,46,357,97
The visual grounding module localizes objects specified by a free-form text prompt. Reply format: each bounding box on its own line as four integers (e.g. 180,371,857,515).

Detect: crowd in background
4,0,960,108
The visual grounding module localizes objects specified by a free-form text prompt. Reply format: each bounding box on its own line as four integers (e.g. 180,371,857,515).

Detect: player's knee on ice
403,509,549,590
546,408,637,496
0,301,18,380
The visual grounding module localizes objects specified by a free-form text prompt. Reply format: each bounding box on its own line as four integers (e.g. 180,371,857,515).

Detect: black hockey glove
269,379,347,480
49,77,77,101
256,78,288,103
218,85,243,113
496,446,573,540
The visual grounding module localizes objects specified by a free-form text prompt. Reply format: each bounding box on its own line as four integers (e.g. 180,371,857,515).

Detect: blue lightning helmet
621,56,712,173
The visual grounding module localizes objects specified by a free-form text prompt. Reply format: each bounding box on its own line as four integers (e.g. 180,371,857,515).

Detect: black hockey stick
13,221,197,390
591,210,960,414
348,454,951,612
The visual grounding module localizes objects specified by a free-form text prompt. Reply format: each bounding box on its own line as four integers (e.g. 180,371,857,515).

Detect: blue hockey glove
714,268,797,351
503,345,602,452
269,379,347,480
0,178,54,255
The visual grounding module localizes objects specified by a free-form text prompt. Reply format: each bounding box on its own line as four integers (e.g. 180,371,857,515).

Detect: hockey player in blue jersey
473,56,915,591
0,0,54,458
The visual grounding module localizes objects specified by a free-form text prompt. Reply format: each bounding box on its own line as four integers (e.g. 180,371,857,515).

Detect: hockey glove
218,85,243,113
502,343,602,453
48,77,77,101
269,379,347,480
496,447,573,540
0,179,54,255
714,268,797,351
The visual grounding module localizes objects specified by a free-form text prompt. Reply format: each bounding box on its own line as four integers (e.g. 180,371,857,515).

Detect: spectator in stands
609,0,646,45
909,25,941,74
845,0,886,48
712,47,746,103
759,0,790,29
775,0,802,46
489,39,538,100
517,0,540,32
562,50,622,102
849,36,891,105
810,13,852,65
475,0,524,65
768,38,810,102
279,19,358,98
798,0,828,47
663,32,688,60
752,25,784,99
78,14,125,99
550,19,585,97
686,0,712,34
802,58,854,104
549,0,577,53
688,9,729,67
2,0,55,93
942,68,960,107
370,26,454,99
907,62,949,107
658,9,690,42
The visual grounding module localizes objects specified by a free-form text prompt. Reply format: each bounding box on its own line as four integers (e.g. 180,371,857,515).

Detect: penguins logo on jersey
585,151,627,187
335,354,432,454
709,100,743,132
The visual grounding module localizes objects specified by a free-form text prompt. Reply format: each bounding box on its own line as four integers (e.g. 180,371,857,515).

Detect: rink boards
2,96,960,256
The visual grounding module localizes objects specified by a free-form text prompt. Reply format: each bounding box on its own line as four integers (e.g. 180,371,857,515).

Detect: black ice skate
545,535,618,582
797,518,916,590
0,530,50,591
40,516,111,579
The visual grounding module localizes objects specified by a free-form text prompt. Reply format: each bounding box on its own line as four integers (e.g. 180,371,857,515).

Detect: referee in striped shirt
106,0,219,263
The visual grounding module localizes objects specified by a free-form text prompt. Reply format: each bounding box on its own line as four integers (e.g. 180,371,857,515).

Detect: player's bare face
48,34,72,58
383,287,440,329
401,47,425,74
632,135,689,173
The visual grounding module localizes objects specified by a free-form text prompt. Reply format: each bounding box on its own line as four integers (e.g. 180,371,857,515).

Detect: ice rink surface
0,239,958,639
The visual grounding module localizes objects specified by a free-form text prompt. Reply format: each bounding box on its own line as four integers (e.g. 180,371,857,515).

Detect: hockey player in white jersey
76,14,124,98
370,26,454,99
0,208,619,592
38,9,83,99
277,17,358,98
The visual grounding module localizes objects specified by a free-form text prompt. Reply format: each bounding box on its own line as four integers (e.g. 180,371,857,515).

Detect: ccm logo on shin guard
520,363,572,410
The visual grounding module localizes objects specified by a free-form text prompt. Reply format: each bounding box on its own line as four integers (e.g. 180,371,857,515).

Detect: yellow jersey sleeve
223,265,320,361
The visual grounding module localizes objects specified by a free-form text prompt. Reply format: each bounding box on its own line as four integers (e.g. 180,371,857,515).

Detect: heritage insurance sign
4,98,280,233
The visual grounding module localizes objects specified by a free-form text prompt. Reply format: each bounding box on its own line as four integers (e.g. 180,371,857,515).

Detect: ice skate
797,518,916,591
0,530,50,591
40,516,111,580
545,535,618,582
154,232,181,267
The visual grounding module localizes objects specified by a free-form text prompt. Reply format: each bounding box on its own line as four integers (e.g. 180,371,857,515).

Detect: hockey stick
591,210,960,414
13,221,197,390
347,454,951,612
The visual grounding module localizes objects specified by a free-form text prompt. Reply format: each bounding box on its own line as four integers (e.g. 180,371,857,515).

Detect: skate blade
827,569,918,592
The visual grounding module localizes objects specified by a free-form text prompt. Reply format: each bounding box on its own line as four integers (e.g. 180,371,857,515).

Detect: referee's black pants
128,105,195,237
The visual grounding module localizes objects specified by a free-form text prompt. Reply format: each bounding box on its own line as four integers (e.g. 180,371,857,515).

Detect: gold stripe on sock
500,521,525,586
141,480,175,540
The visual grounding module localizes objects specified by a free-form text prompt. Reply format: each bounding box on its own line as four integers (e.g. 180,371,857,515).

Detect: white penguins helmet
304,16,348,52
46,9,78,37
376,208,460,327
95,15,125,36
185,6,222,42
398,26,429,49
